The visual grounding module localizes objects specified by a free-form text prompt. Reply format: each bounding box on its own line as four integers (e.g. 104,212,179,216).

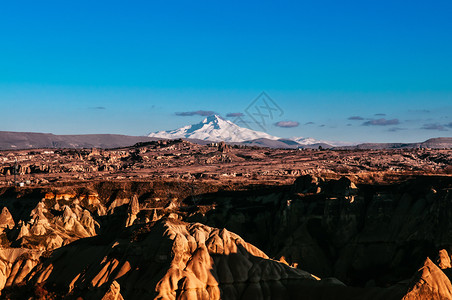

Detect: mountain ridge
0,131,159,150
333,137,452,150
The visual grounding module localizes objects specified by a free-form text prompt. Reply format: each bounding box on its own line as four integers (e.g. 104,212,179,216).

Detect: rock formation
218,141,230,153
403,257,452,299
0,207,15,233
125,195,139,227
11,219,321,299
437,249,451,270
0,248,43,292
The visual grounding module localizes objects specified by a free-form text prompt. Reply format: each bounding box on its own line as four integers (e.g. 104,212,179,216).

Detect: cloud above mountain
348,116,364,120
175,110,216,116
409,109,431,113
274,121,299,128
387,127,406,132
226,112,244,117
421,123,448,131
362,118,400,126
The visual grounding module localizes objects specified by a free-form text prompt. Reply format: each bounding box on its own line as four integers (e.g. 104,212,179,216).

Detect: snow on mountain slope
290,137,323,145
290,137,356,147
148,115,280,142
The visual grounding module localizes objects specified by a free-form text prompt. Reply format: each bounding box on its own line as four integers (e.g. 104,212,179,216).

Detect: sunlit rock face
6,195,101,251
0,207,15,233
0,248,43,292
20,219,319,299
403,256,452,300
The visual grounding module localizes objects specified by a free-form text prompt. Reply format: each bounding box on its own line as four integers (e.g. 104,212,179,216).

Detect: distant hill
334,137,452,150
0,131,159,150
238,138,304,149
420,137,452,148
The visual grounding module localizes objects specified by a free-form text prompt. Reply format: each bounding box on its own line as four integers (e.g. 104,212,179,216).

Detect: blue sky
1,0,451,143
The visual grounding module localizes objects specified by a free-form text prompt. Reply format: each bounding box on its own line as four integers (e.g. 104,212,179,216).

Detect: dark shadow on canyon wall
187,175,452,287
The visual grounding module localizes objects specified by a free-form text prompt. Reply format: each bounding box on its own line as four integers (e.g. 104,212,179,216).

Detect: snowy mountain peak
148,115,280,143
199,115,231,129
202,114,224,123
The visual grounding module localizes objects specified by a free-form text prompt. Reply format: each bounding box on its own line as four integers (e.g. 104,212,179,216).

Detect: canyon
0,140,451,299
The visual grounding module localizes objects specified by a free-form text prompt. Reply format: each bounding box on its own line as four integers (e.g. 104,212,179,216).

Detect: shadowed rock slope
188,175,452,288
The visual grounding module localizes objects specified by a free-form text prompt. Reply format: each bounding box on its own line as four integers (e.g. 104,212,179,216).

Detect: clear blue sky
1,0,451,143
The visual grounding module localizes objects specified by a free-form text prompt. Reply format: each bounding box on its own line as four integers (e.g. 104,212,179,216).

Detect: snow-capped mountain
148,115,280,143
290,137,324,145
291,137,356,147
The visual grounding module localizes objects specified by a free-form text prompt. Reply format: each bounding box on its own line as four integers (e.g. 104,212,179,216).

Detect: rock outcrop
22,219,319,299
4,196,100,251
403,257,452,299
125,195,139,227
0,207,15,233
102,280,124,300
437,249,451,270
0,248,43,293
